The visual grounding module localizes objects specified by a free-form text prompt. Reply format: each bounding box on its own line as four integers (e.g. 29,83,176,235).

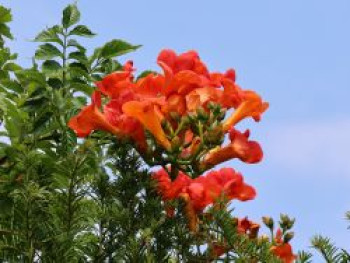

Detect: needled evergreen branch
311,235,350,263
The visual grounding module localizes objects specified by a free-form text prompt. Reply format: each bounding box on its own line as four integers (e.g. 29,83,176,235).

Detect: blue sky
2,0,350,257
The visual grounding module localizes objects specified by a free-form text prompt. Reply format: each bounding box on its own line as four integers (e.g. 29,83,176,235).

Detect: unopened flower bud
262,216,274,230
206,126,223,144
260,234,270,242
283,231,294,243
280,214,295,230
197,107,209,121
217,109,226,121
207,101,217,110
212,104,221,116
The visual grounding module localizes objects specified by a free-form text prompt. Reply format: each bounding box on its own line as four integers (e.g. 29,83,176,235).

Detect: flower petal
68,104,120,137
223,90,269,131
122,100,171,150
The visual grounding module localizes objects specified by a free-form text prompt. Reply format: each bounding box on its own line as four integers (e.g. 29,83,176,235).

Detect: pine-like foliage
311,235,350,263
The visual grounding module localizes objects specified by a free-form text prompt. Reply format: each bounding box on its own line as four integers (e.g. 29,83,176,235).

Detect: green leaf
69,64,89,79
0,24,13,40
68,51,88,64
34,25,63,45
0,69,9,79
0,47,11,67
15,69,46,87
0,79,23,93
69,62,88,73
89,47,102,63
72,96,88,107
69,25,95,37
35,44,62,60
22,95,47,112
71,82,93,96
100,39,141,59
2,62,21,71
93,59,122,75
62,4,80,28
33,111,53,133
67,39,86,52
0,6,12,23
42,60,62,73
47,78,63,89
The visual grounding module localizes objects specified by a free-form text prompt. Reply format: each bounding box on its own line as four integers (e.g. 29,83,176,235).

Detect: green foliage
35,43,63,60
346,211,350,229
69,25,96,37
311,236,350,263
0,6,13,48
62,4,80,29
100,39,142,59
0,3,155,262
295,251,313,263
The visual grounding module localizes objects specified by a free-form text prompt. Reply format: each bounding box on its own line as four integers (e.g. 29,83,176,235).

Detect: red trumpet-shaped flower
271,229,297,263
201,128,263,169
153,168,256,231
68,91,121,137
223,90,269,131
236,217,260,239
153,167,256,211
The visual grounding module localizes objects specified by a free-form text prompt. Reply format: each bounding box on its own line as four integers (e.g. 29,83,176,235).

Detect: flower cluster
153,168,256,230
68,49,295,262
68,49,268,173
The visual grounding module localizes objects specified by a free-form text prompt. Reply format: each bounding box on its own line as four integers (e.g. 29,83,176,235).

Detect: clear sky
2,0,350,257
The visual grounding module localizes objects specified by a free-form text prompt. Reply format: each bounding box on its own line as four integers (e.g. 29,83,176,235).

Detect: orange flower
271,243,296,263
198,168,256,205
186,86,222,112
104,98,147,151
95,61,134,98
163,69,206,97
220,79,244,109
134,73,164,98
223,90,269,131
152,169,255,231
162,94,187,115
122,100,171,150
236,217,260,238
271,229,297,263
157,49,210,99
153,168,256,212
202,128,263,169
157,49,209,77
68,91,121,137
152,169,192,201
